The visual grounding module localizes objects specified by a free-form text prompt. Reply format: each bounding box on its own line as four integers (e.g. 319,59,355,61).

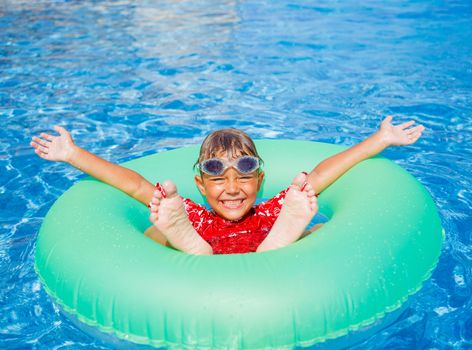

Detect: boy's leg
257,173,318,252
149,180,213,255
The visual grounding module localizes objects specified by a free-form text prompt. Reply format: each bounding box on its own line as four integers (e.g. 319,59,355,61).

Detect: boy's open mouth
220,199,245,209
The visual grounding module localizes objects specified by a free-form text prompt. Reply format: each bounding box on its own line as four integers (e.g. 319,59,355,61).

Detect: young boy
31,116,424,254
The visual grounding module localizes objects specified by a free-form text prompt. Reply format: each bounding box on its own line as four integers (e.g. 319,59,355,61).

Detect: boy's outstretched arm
307,116,425,194
31,126,155,206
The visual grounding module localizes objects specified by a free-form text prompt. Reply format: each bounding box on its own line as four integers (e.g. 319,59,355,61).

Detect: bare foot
256,173,318,252
149,180,213,255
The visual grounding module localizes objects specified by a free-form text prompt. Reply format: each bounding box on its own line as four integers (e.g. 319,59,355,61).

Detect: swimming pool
1,0,471,349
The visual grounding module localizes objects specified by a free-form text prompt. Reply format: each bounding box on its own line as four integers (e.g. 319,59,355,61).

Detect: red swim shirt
155,183,288,254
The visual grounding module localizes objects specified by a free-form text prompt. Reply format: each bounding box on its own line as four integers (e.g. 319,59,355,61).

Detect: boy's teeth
222,200,243,207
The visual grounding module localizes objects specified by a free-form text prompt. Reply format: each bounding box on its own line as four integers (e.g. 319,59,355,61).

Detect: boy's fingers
34,149,49,160
54,125,68,136
30,140,47,153
408,131,422,143
40,132,54,141
399,120,415,129
32,136,49,147
406,125,423,134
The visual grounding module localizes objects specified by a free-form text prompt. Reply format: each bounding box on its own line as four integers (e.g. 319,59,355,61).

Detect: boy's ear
194,175,206,195
257,171,265,191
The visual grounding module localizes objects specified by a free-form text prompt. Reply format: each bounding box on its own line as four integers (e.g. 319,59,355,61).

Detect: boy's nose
225,178,240,194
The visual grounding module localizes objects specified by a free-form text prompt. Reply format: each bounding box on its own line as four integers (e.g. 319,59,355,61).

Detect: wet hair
194,128,263,172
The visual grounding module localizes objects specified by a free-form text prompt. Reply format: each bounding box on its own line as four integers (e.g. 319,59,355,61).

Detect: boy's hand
378,116,425,147
30,126,76,162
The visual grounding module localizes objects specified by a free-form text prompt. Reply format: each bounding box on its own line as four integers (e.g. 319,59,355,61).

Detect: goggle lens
237,156,258,173
203,159,224,175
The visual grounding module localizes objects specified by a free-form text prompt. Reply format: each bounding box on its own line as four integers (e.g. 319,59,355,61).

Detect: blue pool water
1,0,471,349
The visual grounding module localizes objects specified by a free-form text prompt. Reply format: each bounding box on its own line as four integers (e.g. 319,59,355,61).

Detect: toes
149,192,161,214
310,197,318,212
161,180,178,198
149,212,159,223
153,189,163,200
301,181,315,196
290,172,307,190
293,174,316,197
150,199,160,213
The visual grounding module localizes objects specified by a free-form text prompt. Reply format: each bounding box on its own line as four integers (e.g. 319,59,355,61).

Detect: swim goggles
197,156,261,176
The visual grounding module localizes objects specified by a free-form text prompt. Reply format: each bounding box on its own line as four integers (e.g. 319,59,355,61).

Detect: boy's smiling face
194,154,264,221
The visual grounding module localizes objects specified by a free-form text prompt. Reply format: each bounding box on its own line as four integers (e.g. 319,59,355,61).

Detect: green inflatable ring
35,140,443,349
